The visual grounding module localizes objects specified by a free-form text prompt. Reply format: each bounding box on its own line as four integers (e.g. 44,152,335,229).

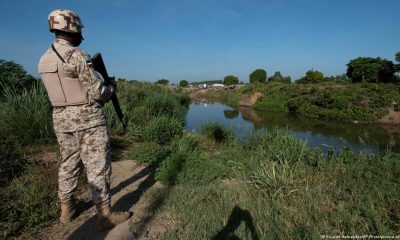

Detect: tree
296,69,324,84
179,80,189,87
0,59,35,96
249,69,267,83
223,75,239,85
346,57,395,83
395,51,400,72
268,71,283,82
156,79,169,85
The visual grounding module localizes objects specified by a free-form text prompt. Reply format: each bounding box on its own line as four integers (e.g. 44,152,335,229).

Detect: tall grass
0,81,54,145
157,130,400,239
200,122,234,144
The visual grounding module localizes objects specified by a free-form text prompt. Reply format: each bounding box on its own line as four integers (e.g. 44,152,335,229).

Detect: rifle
91,53,127,130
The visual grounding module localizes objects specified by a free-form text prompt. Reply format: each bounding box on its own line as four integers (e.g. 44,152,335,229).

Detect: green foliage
396,51,400,63
223,75,239,85
0,81,54,145
346,57,395,83
156,79,169,85
155,151,186,183
249,69,267,83
143,116,183,145
296,69,324,84
268,71,291,83
200,122,234,144
126,142,170,165
0,59,36,97
0,165,59,238
177,152,228,185
0,139,24,186
161,129,400,239
179,80,189,88
143,92,184,118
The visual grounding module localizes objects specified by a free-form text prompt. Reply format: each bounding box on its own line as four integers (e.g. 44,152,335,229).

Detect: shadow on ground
67,164,156,240
212,206,259,240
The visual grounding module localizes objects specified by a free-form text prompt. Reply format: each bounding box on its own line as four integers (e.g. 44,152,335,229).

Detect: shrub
155,151,186,184
200,122,234,144
143,116,183,145
177,152,228,185
0,165,59,238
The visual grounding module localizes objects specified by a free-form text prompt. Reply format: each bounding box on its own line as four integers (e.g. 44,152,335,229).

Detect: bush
143,116,183,145
155,151,186,184
200,122,234,144
0,165,59,238
0,59,36,98
177,152,228,185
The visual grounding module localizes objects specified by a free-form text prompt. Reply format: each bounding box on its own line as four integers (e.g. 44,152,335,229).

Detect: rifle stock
91,53,127,130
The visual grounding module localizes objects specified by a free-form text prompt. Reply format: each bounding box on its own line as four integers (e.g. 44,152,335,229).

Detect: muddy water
185,102,400,154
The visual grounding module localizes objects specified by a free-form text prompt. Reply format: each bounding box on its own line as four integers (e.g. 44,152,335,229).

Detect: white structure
212,83,225,89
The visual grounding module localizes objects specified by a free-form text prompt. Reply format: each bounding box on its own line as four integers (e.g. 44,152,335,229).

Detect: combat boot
95,206,132,231
60,200,76,224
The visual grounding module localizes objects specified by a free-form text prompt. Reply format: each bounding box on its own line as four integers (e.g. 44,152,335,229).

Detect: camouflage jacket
50,39,106,132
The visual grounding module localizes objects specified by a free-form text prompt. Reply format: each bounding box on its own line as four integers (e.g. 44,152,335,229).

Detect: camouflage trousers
55,125,111,207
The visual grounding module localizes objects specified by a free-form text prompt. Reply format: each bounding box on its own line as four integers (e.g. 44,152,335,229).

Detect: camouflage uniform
42,38,112,207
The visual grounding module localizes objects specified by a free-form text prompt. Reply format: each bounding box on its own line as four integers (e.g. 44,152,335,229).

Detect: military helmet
48,9,83,33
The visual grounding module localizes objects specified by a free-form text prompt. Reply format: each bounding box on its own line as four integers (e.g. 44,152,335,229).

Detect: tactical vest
38,44,88,106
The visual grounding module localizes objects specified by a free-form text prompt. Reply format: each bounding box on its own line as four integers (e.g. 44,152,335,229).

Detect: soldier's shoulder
65,48,91,64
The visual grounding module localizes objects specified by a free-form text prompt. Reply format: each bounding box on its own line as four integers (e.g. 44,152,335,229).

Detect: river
185,102,400,154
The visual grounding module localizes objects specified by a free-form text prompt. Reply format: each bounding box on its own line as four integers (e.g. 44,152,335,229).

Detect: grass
0,80,189,238
155,129,400,239
1,74,399,239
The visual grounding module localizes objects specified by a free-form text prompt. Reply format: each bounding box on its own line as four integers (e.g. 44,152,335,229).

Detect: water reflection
185,102,400,153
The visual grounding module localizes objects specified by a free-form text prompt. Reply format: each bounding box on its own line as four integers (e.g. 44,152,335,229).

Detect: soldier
38,9,131,231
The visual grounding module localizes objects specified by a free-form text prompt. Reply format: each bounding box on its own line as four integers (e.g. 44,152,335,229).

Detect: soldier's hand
109,77,117,89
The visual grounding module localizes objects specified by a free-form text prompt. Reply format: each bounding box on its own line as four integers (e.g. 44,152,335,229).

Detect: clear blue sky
0,0,399,83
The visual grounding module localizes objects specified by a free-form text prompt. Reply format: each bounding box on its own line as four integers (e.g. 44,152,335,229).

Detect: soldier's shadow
212,206,259,240
66,165,156,240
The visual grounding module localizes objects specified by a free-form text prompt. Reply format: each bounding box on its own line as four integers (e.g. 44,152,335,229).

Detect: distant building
212,83,225,89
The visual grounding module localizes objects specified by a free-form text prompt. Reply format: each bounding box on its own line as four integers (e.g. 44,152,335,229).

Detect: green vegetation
0,64,190,238
0,59,35,96
268,71,291,83
202,82,400,122
249,68,267,83
223,75,239,85
150,128,400,239
1,56,399,239
346,57,397,83
179,80,189,87
156,79,169,85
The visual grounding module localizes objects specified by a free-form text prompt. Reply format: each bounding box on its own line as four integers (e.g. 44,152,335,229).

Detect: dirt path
36,160,174,240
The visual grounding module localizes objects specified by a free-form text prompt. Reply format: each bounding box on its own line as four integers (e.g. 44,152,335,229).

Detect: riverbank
191,82,400,124
1,81,399,239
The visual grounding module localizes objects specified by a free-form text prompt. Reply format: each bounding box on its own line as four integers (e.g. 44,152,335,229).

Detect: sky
0,0,399,83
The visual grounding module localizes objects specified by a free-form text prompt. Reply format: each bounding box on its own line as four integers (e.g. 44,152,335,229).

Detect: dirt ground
34,160,175,240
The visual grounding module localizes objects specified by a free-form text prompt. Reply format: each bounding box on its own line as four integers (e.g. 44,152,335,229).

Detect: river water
185,102,400,154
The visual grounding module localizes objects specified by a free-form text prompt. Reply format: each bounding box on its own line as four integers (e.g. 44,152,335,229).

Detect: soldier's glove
100,85,115,104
